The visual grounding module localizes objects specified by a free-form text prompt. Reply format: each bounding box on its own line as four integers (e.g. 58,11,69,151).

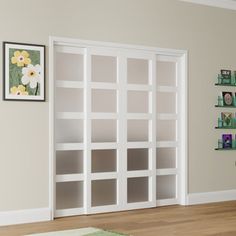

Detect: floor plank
1,201,236,236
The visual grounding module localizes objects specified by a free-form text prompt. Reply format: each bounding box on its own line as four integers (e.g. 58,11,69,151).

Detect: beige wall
0,0,236,211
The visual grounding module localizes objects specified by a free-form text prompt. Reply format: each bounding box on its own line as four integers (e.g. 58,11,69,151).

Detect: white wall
0,0,236,212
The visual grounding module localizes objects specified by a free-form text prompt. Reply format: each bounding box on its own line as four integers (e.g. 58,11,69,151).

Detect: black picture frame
3,41,45,101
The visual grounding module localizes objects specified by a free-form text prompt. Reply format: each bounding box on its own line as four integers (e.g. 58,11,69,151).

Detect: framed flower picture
3,42,45,101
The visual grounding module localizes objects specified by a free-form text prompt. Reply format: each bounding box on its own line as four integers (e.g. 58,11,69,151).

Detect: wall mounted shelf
215,105,236,108
215,83,236,87
215,127,236,129
215,71,236,150
215,148,236,150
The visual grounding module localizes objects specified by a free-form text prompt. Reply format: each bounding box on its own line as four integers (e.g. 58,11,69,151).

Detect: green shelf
215,105,236,108
215,127,236,129
215,148,236,150
215,83,236,87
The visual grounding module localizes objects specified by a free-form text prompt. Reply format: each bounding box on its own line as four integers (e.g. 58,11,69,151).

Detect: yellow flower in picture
11,50,31,67
10,85,28,96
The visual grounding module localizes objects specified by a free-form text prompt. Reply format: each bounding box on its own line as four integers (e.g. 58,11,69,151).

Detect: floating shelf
215,105,236,108
215,127,236,129
215,83,236,87
215,148,236,150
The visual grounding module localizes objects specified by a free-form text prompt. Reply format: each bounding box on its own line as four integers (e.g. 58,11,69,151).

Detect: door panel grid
51,39,186,217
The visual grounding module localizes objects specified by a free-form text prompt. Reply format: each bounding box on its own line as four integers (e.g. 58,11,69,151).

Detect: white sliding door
49,37,187,218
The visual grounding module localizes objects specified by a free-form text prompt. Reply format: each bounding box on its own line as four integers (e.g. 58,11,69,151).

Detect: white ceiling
180,0,236,10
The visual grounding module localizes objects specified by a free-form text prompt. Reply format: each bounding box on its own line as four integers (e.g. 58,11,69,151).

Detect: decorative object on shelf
3,41,45,101
217,134,236,150
222,91,234,106
218,138,223,149
221,112,233,127
220,69,231,84
216,69,236,86
217,95,224,106
222,134,232,148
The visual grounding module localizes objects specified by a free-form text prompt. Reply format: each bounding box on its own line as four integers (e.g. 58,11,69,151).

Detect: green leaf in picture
9,66,23,87
28,50,40,65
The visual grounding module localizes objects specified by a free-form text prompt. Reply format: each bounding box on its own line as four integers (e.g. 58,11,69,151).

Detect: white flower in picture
21,64,41,89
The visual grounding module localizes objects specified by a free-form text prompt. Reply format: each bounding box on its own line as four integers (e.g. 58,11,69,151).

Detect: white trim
56,143,84,150
55,45,85,54
91,82,118,90
56,174,84,182
126,84,152,91
127,113,152,120
157,86,178,93
126,201,154,210
126,170,152,178
51,36,187,56
56,80,84,89
49,37,55,220
178,52,188,205
0,208,50,226
180,0,236,10
187,190,236,205
91,142,118,150
56,112,84,119
91,172,118,180
127,142,152,149
89,204,120,214
156,168,178,176
84,48,92,215
156,141,178,148
157,113,178,120
156,198,178,206
91,112,118,120
55,208,84,218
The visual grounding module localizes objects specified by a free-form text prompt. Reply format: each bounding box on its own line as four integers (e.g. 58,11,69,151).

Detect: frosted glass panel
91,55,117,83
127,149,149,171
92,89,116,113
92,150,116,173
56,151,83,174
156,175,176,200
128,177,149,203
156,120,176,141
156,92,176,113
56,181,83,209
156,61,176,86
127,120,149,142
92,179,117,206
56,52,84,81
127,58,149,84
156,148,176,169
92,120,116,142
56,119,83,143
56,88,83,112
127,91,149,113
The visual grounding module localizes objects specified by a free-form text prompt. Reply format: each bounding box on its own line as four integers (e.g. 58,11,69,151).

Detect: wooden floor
1,201,236,236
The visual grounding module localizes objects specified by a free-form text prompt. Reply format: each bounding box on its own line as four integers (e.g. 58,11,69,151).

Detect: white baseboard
187,189,236,205
0,208,51,226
